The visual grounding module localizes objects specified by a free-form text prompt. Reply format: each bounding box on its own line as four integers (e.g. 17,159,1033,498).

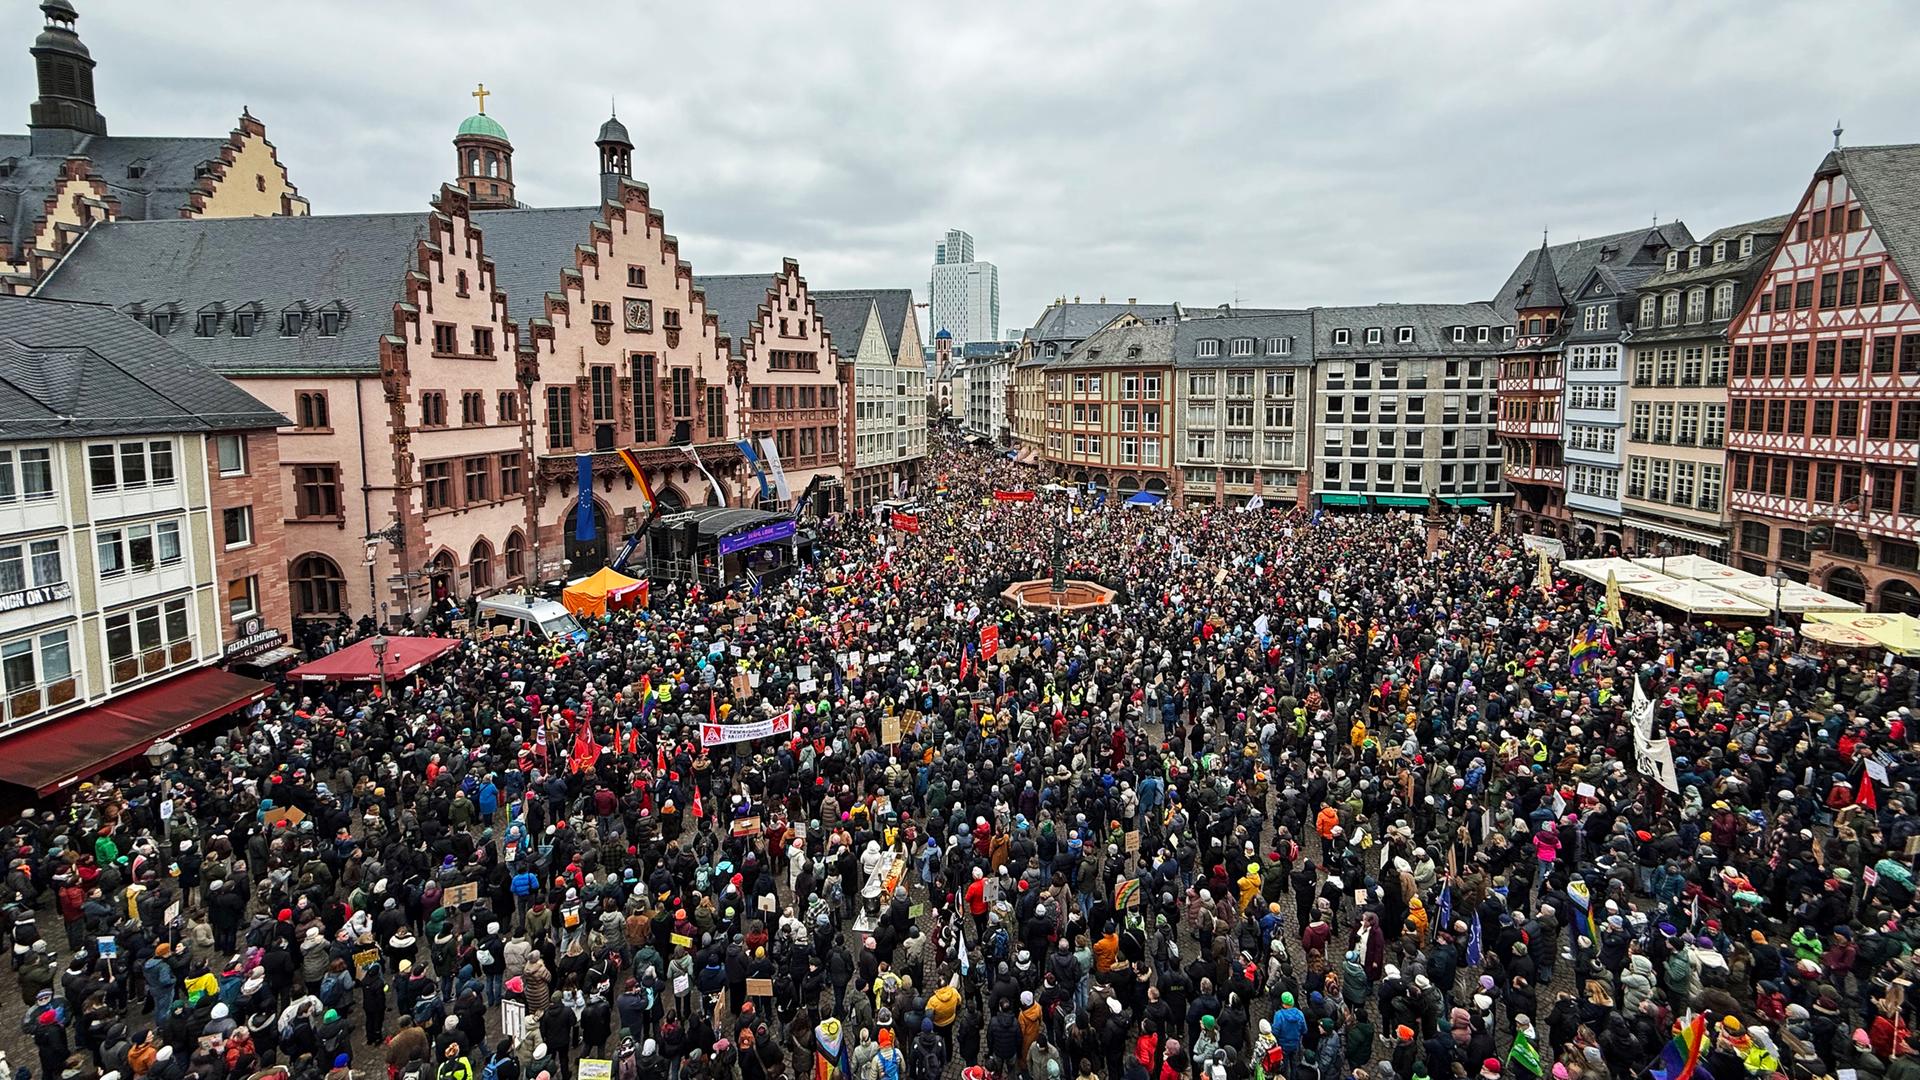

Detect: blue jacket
1271,1006,1306,1050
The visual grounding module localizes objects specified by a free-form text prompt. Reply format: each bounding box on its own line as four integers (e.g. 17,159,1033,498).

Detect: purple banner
717,518,797,555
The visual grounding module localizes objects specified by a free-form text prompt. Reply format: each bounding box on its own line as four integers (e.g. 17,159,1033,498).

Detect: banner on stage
992,490,1035,502
890,511,920,533
701,708,793,747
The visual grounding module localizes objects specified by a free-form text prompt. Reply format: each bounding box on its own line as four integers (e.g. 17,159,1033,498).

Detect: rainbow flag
1567,880,1601,945
615,447,656,509
1569,622,1609,675
1648,1014,1710,1080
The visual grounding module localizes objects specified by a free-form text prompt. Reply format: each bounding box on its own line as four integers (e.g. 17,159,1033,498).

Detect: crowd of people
7,435,1920,1080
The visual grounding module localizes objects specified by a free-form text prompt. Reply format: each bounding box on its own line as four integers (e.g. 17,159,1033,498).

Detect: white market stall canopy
1560,558,1668,585
1617,576,1771,617
1713,576,1864,614
1629,553,1753,582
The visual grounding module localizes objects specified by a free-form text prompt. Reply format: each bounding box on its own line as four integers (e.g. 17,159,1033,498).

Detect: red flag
959,646,970,683
690,786,704,819
656,744,667,773
1859,771,1879,809
710,691,718,726
571,721,598,773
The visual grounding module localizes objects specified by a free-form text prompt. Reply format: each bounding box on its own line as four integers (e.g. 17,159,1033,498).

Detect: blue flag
575,454,596,541
1435,882,1452,932
736,439,772,500
1466,911,1483,966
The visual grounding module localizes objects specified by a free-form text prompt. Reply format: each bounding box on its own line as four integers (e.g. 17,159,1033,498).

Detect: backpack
482,1057,504,1080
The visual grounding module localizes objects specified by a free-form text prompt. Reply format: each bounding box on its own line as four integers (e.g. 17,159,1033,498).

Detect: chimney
1098,295,1106,304
1073,295,1080,304
1127,297,1137,305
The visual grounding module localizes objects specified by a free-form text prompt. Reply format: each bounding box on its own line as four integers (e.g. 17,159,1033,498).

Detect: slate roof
1832,145,1920,296
1491,223,1694,320
812,289,915,362
469,206,606,340
1311,303,1507,358
1025,301,1178,343
0,294,285,439
1173,312,1315,369
691,273,780,357
1050,321,1174,370
808,293,875,360
1636,215,1788,292
0,133,233,258
34,211,435,375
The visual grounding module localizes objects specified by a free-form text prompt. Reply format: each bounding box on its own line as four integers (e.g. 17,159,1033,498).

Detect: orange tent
562,566,647,618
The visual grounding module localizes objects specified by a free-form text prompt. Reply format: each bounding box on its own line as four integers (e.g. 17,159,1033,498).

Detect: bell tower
29,0,107,156
595,106,633,205
453,84,516,210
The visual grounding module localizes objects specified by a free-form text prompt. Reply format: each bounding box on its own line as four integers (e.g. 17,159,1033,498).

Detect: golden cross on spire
471,83,490,114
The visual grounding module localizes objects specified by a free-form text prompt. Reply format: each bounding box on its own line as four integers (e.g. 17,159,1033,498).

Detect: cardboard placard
670,932,693,948
746,977,775,997
501,1000,528,1041
673,973,690,996
262,806,306,829
1124,830,1141,854
731,814,762,837
441,882,481,907
578,1060,612,1080
757,892,777,913
733,673,753,698
452,619,470,637
908,902,926,919
880,714,902,746
353,948,381,977
164,900,181,925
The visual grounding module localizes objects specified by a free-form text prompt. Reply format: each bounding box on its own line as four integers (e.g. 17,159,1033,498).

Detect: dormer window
1640,296,1658,326
317,309,343,336
1365,328,1382,345
1332,329,1350,345
1666,251,1679,271
1740,234,1755,257
148,311,174,335
232,309,258,337
1689,247,1702,268
1452,326,1466,343
1196,339,1221,358
1266,336,1292,356
1230,337,1255,358
126,160,147,180
1713,240,1727,262
281,309,307,337
0,157,15,179
1396,326,1414,344
1477,326,1490,343
1125,345,1142,358
1503,326,1515,341
195,309,221,337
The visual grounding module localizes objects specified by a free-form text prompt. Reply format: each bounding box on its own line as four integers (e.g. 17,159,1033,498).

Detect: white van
476,593,584,640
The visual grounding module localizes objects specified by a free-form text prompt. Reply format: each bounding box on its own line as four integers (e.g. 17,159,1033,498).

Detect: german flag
615,448,655,509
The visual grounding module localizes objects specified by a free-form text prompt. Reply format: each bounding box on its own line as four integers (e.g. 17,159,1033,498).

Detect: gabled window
280,309,307,336
231,308,259,337
316,308,343,336
195,308,221,337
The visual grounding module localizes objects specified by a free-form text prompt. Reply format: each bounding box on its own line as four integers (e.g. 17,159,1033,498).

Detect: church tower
29,0,107,155
595,108,632,205
454,84,515,210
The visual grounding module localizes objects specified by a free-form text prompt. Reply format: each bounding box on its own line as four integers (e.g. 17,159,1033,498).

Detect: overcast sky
15,1,1920,340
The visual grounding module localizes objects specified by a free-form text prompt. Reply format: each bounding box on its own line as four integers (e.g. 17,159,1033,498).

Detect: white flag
759,436,793,502
1631,678,1680,793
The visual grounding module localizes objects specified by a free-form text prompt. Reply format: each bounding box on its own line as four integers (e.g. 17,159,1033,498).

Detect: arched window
504,530,526,581
485,151,499,178
468,151,481,177
1826,567,1868,606
1880,580,1920,617
469,538,493,590
1712,282,1736,320
290,554,346,618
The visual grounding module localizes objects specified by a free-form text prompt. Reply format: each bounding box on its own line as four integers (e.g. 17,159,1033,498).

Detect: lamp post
1658,540,1672,578
1773,569,1792,633
369,633,388,702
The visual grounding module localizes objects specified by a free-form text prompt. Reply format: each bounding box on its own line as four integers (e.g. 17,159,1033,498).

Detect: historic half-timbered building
1495,225,1690,545
1726,144,1920,613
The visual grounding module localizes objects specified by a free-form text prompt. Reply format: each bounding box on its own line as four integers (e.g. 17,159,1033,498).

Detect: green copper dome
457,113,508,142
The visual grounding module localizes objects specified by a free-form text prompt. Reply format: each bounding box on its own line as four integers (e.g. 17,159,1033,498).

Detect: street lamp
1658,540,1673,577
369,634,389,701
1773,569,1792,631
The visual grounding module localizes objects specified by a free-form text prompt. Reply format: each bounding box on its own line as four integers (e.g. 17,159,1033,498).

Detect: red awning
286,636,461,682
0,667,272,795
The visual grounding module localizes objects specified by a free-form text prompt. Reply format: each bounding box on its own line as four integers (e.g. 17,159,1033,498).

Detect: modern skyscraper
930,229,1000,348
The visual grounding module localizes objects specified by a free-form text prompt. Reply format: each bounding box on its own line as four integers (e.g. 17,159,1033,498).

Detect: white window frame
1397,326,1414,344
1230,337,1255,358
228,575,260,621
0,447,55,505
1196,339,1221,359
1739,235,1754,258
0,627,73,700
88,439,178,494
1477,326,1490,343
1452,326,1466,343
1365,327,1382,345
96,519,184,579
1332,329,1351,345
222,505,253,550
1266,336,1292,356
